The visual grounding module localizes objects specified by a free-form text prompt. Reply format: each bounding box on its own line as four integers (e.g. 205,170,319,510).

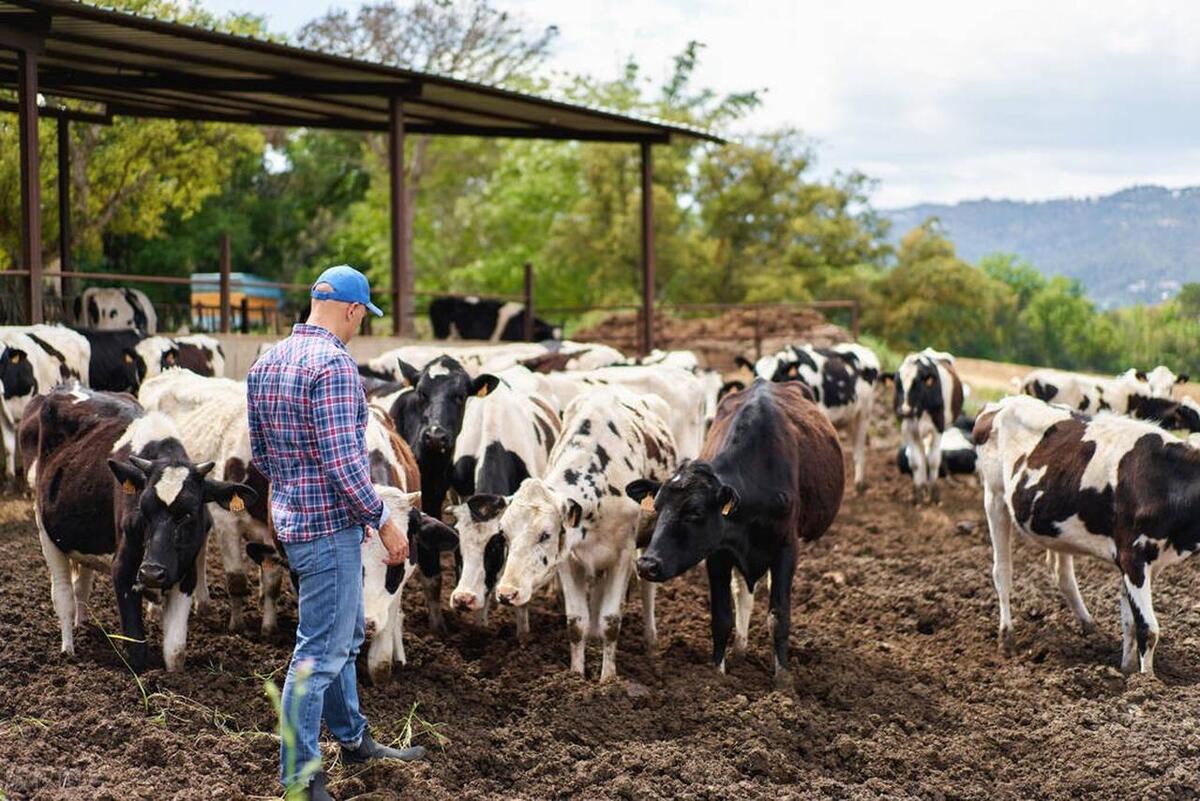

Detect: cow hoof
773,669,795,690
227,615,245,633
733,638,748,658
998,629,1015,655
855,481,867,496
369,668,393,686
1080,619,1097,636
929,486,941,505
428,616,448,638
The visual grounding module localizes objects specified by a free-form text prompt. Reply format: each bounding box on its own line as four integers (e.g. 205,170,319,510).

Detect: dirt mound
4,427,1200,799
572,307,849,372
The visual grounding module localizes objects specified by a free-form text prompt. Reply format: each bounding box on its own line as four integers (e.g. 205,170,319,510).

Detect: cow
134,336,181,382
380,355,495,635
519,344,627,374
626,379,844,685
975,394,1200,674
892,348,964,504
1120,365,1188,399
1020,368,1157,415
897,416,977,477
429,296,559,342
360,342,552,383
540,366,707,459
174,334,226,377
446,377,562,637
22,385,254,672
75,329,149,393
739,342,879,493
492,387,678,681
75,287,158,336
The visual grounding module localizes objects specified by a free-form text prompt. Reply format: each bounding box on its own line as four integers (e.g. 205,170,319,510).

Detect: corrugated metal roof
0,0,723,143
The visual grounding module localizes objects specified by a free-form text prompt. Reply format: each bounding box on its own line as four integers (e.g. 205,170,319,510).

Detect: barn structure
0,0,721,352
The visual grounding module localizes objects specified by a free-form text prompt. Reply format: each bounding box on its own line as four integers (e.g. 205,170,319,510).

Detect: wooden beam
17,46,43,325
57,115,74,321
389,97,411,336
219,232,231,334
640,142,655,355
0,98,110,125
0,13,48,54
36,70,424,97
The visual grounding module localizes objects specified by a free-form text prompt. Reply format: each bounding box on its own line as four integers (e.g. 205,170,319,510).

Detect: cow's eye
538,531,551,544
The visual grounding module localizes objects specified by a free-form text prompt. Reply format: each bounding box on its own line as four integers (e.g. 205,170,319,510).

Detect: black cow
22,387,254,672
626,379,844,685
75,329,147,393
429,296,559,342
384,355,495,634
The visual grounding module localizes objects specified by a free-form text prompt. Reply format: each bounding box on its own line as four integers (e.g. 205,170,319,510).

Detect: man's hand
377,516,409,566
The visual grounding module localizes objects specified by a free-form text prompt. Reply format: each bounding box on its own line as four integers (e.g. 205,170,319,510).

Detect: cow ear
396,358,420,387
7,348,26,365
163,348,179,368
717,484,740,517
204,479,258,512
564,499,583,528
787,364,799,379
418,513,459,552
471,374,500,398
467,493,508,523
624,479,661,505
718,381,745,402
881,372,896,386
1179,374,1189,384
734,356,754,372
107,459,147,494
193,461,215,478
1135,370,1148,382
122,349,136,366
923,374,936,387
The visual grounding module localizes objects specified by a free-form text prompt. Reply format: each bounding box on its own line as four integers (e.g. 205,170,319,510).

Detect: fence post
850,301,860,342
523,262,534,342
239,297,250,334
219,233,232,334
754,307,762,360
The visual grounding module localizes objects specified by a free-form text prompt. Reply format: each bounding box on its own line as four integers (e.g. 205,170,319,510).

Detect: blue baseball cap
311,264,384,316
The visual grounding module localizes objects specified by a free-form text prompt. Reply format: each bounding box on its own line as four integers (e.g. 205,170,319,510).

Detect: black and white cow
740,342,879,493
892,348,964,504
359,342,554,383
627,379,844,685
174,334,226,377
492,388,678,680
75,287,158,336
897,415,977,478
382,355,495,634
975,394,1200,674
75,329,149,393
429,296,559,342
22,386,254,672
1121,365,1187,399
446,378,561,637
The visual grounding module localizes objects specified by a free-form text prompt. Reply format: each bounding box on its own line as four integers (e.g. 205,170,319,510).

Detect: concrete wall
213,333,431,380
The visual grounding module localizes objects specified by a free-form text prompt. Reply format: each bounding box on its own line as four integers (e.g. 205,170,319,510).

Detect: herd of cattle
15,304,1200,690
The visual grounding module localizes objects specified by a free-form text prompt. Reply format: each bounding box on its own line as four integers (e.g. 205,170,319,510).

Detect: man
248,265,426,801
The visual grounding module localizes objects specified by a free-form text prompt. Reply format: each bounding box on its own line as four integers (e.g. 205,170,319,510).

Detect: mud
3,437,1200,799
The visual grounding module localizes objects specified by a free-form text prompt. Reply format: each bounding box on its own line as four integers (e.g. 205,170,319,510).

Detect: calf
446,378,561,637
383,355,494,634
975,394,1200,674
23,386,254,671
627,380,843,685
75,287,158,335
493,388,677,680
892,348,964,504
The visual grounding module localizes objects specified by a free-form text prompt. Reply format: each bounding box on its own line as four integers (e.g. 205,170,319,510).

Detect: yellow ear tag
230,494,246,513
9,354,19,364
123,353,134,364
639,495,654,512
122,479,137,496
476,384,490,398
721,499,734,516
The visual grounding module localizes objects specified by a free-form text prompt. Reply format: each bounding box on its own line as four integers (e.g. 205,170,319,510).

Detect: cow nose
138,562,168,588
424,427,451,452
636,556,663,581
451,592,478,611
496,587,519,606
364,619,377,637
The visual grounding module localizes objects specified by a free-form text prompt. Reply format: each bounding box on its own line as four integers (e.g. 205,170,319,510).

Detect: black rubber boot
341,730,427,764
302,771,333,801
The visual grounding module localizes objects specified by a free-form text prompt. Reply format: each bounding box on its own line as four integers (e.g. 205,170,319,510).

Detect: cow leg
161,586,192,672
392,603,408,667
983,486,1015,653
418,542,448,637
558,560,590,676
638,573,658,655
112,556,148,672
852,411,869,494
0,414,16,488
731,570,753,657
598,553,634,682
258,555,284,636
38,527,77,657
72,565,95,627
192,542,211,614
216,523,248,632
368,611,397,685
1119,583,1137,674
1052,553,1095,634
706,553,735,674
768,544,797,687
514,606,530,642
926,438,943,505
1122,568,1160,675
901,421,927,504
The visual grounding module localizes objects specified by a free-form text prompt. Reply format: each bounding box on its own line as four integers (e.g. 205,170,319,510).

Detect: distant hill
884,185,1200,308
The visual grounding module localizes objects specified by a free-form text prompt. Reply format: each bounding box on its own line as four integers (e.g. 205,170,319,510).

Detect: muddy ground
4,434,1200,800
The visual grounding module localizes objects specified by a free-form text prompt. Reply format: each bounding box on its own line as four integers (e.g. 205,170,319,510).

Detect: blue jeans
279,526,368,789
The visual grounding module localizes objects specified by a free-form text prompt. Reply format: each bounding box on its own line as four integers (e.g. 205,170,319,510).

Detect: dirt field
4,420,1200,800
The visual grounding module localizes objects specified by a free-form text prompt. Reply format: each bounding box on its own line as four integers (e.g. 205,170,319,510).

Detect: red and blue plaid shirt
247,324,389,542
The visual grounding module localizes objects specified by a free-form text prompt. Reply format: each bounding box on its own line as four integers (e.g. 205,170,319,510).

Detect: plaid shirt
247,324,389,542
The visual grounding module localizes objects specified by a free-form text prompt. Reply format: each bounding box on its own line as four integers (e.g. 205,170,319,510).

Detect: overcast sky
201,0,1200,208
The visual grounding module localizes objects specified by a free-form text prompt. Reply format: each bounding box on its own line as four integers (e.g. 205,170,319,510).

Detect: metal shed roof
0,0,722,143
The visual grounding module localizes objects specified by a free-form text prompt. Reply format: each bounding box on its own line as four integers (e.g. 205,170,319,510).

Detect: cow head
0,347,35,400
447,494,513,612
107,457,255,590
361,486,458,636
494,479,582,607
390,356,497,461
894,356,942,420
